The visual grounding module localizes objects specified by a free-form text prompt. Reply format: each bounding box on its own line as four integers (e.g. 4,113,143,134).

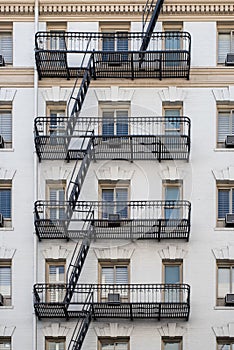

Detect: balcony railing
33,283,190,320
34,200,191,241
34,116,191,161
35,31,191,80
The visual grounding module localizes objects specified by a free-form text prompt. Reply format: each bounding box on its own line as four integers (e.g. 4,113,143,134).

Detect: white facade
1,2,234,350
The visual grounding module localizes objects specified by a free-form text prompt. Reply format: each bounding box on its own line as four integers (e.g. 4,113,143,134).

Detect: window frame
163,104,183,134
0,22,13,66
0,260,12,306
216,182,234,227
46,22,67,51
46,180,66,221
217,337,234,350
217,106,234,148
99,103,130,136
98,337,130,350
0,104,13,149
163,180,183,220
217,24,234,64
45,259,66,303
98,260,130,302
162,337,183,350
46,103,67,136
0,337,11,349
216,261,234,306
0,181,12,227
45,337,66,350
162,260,183,284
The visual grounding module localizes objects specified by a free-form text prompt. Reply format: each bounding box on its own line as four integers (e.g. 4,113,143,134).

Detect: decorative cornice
1,3,234,16
0,247,16,259
94,323,134,337
0,168,16,180
158,86,186,102
212,166,234,181
0,325,16,337
157,323,186,337
212,244,234,260
158,246,188,260
42,245,71,260
42,166,71,181
41,86,71,102
95,165,135,182
213,323,234,337
94,246,134,260
42,323,72,337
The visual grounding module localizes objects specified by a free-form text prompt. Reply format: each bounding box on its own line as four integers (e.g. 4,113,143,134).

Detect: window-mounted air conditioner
107,293,120,304
0,55,5,67
0,213,4,227
225,135,234,148
108,213,121,227
107,53,122,66
225,213,234,227
0,135,5,149
225,293,234,306
0,293,4,306
225,53,234,66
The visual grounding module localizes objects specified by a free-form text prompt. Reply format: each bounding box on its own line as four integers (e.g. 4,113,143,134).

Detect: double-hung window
218,30,234,64
0,337,11,349
102,110,129,137
162,337,182,350
164,181,182,220
45,337,65,350
46,260,65,303
217,262,234,306
99,262,129,302
217,185,234,226
0,182,12,227
99,338,129,350
163,260,183,302
0,260,12,306
46,181,66,222
163,23,183,67
0,108,12,149
0,26,13,65
100,182,129,219
217,109,234,147
47,23,67,51
164,108,182,135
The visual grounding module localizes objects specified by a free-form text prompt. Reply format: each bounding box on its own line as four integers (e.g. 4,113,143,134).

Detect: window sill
214,306,234,310
214,148,234,152
0,306,13,309
214,227,234,231
0,227,14,231
0,148,14,152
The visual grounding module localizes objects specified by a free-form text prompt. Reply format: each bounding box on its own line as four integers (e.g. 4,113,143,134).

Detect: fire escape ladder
63,237,91,305
68,294,93,350
140,0,165,52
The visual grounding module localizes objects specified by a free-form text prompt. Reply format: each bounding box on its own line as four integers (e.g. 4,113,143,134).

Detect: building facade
1,1,234,349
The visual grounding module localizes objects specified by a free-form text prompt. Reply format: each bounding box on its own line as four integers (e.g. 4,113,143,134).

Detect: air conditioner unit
107,293,120,304
225,135,234,148
225,293,234,306
0,55,5,67
225,53,234,66
108,213,121,227
0,293,4,306
107,53,122,66
0,135,5,149
225,213,234,227
0,213,4,227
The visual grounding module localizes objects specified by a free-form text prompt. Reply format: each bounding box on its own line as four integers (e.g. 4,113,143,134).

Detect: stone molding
0,325,16,337
42,245,71,260
156,323,186,337
212,166,234,181
95,165,135,182
42,323,72,337
0,168,16,180
94,323,133,337
0,247,16,259
158,246,188,260
212,245,234,260
1,4,234,16
94,246,134,260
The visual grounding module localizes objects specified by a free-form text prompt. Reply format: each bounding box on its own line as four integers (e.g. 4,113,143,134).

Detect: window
0,337,11,349
163,23,183,50
217,262,234,306
163,260,183,302
163,106,182,135
218,30,234,64
0,260,12,306
100,22,130,63
45,337,65,350
0,107,12,148
46,260,65,302
47,104,66,135
46,181,66,221
217,183,234,226
217,337,234,350
46,23,67,50
99,181,129,219
0,181,12,227
102,110,129,136
163,181,182,220
99,261,129,302
99,338,129,350
217,109,234,147
0,24,13,65
162,337,182,350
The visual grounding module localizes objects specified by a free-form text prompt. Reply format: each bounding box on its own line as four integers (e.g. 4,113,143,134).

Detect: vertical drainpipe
33,0,39,350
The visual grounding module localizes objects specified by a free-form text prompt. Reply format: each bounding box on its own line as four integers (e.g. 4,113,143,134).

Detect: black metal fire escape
34,0,191,348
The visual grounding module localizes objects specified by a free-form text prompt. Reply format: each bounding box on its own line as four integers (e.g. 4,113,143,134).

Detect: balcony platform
34,116,191,162
35,32,191,80
33,283,190,320
34,200,191,241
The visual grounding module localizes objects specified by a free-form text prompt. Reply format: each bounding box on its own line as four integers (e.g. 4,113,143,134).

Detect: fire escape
33,0,192,349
